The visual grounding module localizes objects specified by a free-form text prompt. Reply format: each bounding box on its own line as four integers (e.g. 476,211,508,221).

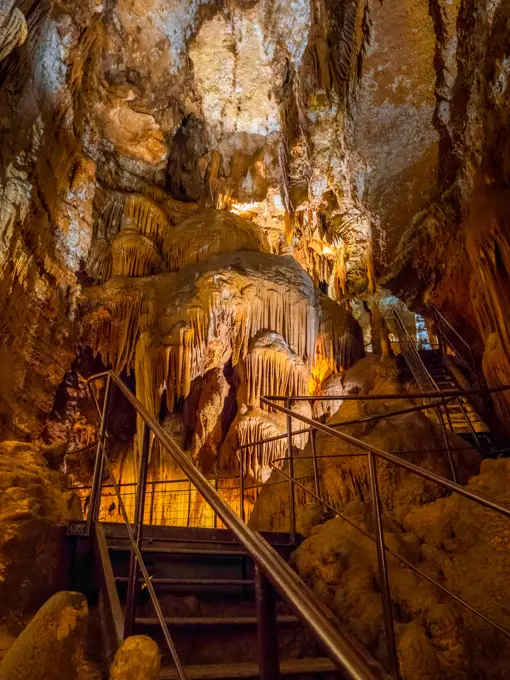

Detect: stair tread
160,657,337,679
109,545,247,557
116,577,254,586
137,615,298,626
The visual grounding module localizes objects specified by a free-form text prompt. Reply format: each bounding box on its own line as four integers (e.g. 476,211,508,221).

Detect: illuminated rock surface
1,0,510,676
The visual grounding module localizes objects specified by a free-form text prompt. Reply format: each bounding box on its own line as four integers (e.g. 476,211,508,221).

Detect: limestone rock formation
0,591,88,680
250,357,481,532
0,2,27,63
290,457,510,680
109,635,161,680
0,442,79,622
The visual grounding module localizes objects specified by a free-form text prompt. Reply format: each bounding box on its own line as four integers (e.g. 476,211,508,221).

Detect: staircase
71,522,340,679
419,350,489,436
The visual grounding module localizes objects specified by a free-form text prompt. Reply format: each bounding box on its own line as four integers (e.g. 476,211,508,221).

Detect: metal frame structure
258,389,510,679
82,368,510,680
85,371,389,680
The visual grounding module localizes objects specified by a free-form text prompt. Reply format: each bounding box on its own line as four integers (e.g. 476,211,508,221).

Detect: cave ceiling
0,0,509,441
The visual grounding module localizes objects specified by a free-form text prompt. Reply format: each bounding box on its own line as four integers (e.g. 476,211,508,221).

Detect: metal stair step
116,577,254,587
137,615,299,627
108,545,247,558
160,657,337,679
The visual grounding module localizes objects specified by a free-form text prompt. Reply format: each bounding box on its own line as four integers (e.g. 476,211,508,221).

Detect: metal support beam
87,373,112,536
286,400,296,537
255,565,281,680
124,422,150,638
367,453,399,679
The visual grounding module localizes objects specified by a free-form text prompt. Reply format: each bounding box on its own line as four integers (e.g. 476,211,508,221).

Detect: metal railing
85,371,388,680
393,308,484,479
73,476,245,528
431,304,480,383
259,392,510,680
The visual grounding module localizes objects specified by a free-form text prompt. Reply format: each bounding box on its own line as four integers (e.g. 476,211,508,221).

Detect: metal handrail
393,308,462,480
259,395,510,677
87,371,388,680
431,305,477,377
269,453,510,639
431,305,472,352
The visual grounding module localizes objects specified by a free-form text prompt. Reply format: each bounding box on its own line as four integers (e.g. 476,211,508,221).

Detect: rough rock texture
109,635,161,680
291,457,510,680
2,0,506,442
0,591,88,680
250,356,481,532
0,441,79,623
387,3,510,425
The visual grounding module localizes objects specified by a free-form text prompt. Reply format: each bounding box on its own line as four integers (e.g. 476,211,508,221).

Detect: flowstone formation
80,207,364,513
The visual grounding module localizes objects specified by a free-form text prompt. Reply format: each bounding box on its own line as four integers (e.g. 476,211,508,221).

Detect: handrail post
214,478,219,529
433,308,445,356
456,396,482,451
310,405,320,498
286,399,296,537
124,421,151,639
367,452,399,679
255,564,281,680
87,373,112,536
149,482,156,525
240,450,245,522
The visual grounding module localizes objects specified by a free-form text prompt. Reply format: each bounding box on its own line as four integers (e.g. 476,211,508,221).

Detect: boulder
0,591,88,680
109,636,161,680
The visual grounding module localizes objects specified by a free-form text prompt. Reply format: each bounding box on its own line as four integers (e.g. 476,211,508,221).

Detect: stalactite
166,323,205,407
123,194,170,249
333,240,347,299
331,0,369,95
207,150,223,206
92,193,171,282
83,287,155,374
134,331,168,468
0,1,26,63
163,211,267,272
278,135,294,218
239,332,309,408
111,226,161,278
232,282,317,367
219,408,288,485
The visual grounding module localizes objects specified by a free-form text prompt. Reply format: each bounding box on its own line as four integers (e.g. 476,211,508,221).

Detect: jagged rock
289,456,510,679
290,503,469,679
109,636,161,680
0,591,88,680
